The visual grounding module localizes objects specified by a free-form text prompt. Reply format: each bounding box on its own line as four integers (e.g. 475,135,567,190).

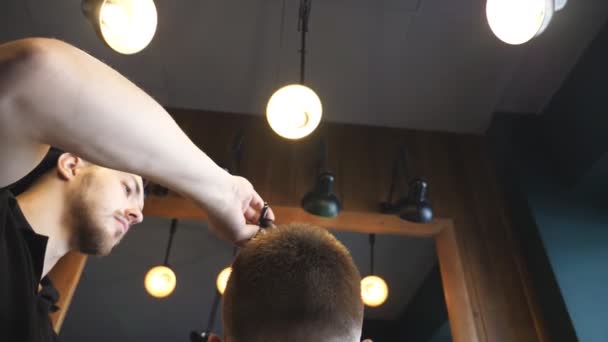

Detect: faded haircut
223,223,364,342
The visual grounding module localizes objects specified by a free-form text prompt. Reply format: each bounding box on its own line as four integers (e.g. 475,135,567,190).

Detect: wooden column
48,251,88,332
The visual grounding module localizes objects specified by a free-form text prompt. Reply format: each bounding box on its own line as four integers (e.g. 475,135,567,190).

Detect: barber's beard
74,208,114,256
70,175,117,256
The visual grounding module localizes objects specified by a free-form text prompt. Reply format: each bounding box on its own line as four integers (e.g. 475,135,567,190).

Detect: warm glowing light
95,0,157,54
266,84,322,140
216,266,232,295
486,0,552,45
361,275,389,307
144,265,176,298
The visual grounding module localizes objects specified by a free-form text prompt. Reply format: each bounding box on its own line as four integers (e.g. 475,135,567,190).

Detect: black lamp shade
301,172,341,218
399,178,433,223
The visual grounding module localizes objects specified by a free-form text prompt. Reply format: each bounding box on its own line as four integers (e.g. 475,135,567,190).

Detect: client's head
219,223,364,342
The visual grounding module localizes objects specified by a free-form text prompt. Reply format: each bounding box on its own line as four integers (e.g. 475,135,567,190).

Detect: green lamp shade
301,172,341,218
399,178,433,223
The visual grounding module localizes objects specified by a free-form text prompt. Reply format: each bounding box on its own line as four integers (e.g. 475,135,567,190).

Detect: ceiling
1,0,607,134
59,217,438,341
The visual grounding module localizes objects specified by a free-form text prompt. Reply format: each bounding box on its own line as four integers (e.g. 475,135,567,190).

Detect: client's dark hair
8,147,64,195
223,223,363,342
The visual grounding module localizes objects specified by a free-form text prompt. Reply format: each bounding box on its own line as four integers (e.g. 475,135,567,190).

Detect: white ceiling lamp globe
83,0,158,54
266,84,322,140
144,265,176,298
361,275,389,307
216,266,232,295
486,0,567,45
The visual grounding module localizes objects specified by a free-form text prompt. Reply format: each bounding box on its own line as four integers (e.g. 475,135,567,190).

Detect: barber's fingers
234,224,261,247
244,199,276,225
243,191,265,222
244,206,262,224
249,189,265,211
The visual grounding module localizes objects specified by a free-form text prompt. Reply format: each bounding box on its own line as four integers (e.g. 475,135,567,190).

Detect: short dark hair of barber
223,223,364,342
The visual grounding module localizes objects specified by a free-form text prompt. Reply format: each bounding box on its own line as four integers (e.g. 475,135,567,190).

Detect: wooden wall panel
160,108,546,342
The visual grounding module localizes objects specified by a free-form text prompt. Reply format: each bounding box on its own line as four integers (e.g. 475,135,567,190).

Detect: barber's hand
205,175,275,245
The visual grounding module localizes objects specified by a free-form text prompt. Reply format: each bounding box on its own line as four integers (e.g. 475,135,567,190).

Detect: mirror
59,217,453,342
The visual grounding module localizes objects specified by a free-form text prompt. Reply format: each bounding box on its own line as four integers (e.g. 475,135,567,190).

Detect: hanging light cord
206,247,238,333
369,234,376,276
230,130,245,175
298,0,312,84
163,219,178,266
319,137,328,174
206,290,222,332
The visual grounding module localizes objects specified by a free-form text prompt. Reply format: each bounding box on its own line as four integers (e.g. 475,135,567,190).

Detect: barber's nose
126,207,144,225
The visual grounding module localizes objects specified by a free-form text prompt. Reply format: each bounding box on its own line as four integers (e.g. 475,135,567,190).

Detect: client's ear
208,333,223,342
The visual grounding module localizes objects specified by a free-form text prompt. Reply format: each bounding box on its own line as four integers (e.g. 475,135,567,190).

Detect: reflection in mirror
58,217,451,342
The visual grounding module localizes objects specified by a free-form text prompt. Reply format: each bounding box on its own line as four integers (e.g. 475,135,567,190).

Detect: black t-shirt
0,189,59,342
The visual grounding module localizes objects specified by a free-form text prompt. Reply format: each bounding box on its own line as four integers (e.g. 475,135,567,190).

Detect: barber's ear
57,153,88,180
207,333,223,342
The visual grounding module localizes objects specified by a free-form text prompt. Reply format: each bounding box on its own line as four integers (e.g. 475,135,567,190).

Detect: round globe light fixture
216,266,232,295
266,84,322,140
361,275,389,307
486,0,567,45
82,0,158,54
144,265,176,298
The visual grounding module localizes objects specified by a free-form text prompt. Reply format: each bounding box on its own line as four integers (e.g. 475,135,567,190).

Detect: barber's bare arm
0,37,271,243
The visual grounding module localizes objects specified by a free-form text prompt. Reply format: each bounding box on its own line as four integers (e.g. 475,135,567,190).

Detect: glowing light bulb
361,275,389,307
88,0,157,54
486,0,553,45
144,265,176,298
100,3,130,32
216,266,232,295
266,84,322,140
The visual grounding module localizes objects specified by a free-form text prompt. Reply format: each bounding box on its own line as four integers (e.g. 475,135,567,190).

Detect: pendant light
216,266,232,295
301,138,341,217
144,218,178,298
361,234,389,307
486,0,567,45
266,0,322,140
380,145,433,223
82,0,158,54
